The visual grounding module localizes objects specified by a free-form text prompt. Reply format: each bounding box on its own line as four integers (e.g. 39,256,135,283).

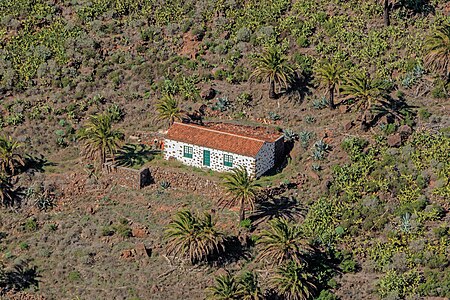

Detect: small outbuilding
164,122,284,177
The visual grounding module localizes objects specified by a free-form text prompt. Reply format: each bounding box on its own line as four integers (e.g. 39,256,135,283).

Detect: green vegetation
0,0,449,298
77,113,124,165
164,210,224,264
221,166,261,222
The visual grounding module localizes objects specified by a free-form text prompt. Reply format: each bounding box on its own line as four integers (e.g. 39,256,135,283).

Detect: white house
163,122,284,177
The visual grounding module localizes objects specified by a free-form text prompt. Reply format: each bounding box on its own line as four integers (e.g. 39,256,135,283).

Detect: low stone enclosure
103,163,225,199
103,162,307,202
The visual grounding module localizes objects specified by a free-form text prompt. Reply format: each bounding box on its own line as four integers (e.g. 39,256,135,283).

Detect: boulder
121,249,134,259
308,170,320,181
200,87,216,100
344,121,354,131
398,125,412,137
132,228,147,238
339,105,348,113
135,243,151,257
387,134,402,147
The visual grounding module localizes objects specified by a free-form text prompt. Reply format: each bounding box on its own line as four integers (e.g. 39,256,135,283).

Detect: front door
203,150,210,166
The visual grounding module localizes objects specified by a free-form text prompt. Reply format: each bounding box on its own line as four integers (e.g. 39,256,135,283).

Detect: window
223,154,233,167
183,146,193,158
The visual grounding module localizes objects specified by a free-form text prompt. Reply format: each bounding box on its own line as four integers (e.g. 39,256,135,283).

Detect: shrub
19,242,29,250
114,219,132,238
24,218,38,232
101,226,115,236
341,137,368,161
240,219,252,229
236,27,251,42
418,108,431,121
315,290,339,300
377,270,420,299
68,271,81,282
340,259,358,273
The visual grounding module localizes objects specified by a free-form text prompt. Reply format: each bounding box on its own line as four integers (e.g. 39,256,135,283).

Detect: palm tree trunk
383,0,390,26
329,86,335,109
269,80,276,99
239,198,245,222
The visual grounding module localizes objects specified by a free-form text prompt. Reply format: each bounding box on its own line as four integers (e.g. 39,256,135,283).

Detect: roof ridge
174,122,268,143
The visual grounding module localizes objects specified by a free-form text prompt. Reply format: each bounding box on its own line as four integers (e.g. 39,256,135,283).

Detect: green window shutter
223,154,233,167
183,146,193,158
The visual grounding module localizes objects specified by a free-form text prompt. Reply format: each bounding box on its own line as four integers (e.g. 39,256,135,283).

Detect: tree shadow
0,261,40,294
0,176,24,208
304,249,342,291
250,196,306,226
400,0,435,14
370,96,417,127
20,154,55,174
283,72,313,105
115,144,160,168
209,236,252,267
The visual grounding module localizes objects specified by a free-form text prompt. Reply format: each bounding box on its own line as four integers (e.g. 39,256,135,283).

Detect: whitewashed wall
255,142,276,177
164,139,257,175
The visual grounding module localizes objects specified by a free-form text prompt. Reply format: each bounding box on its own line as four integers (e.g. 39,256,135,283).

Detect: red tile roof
166,122,283,157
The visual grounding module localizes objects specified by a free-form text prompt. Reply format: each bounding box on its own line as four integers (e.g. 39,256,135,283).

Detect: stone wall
104,163,152,189
255,142,275,177
150,166,225,199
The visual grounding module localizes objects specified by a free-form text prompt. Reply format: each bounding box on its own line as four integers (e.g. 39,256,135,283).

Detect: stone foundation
150,166,225,199
103,163,152,189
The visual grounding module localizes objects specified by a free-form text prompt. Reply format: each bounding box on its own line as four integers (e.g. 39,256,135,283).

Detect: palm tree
424,25,450,80
237,271,263,300
208,271,263,300
250,46,295,99
77,113,124,166
271,260,316,300
257,218,309,265
341,71,388,130
207,272,240,300
164,210,224,264
0,135,24,175
313,60,346,109
156,94,182,126
220,166,261,222
378,0,392,26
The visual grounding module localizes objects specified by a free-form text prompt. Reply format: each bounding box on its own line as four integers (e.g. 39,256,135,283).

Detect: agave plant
257,218,310,265
164,210,224,264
